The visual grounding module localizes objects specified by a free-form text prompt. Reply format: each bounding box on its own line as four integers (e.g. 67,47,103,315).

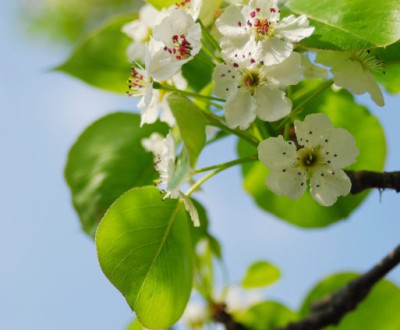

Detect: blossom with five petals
258,113,359,206
213,52,302,129
216,0,314,65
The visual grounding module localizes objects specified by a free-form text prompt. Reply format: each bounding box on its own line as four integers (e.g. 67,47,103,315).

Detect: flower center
241,69,265,94
127,66,148,96
348,50,385,73
245,7,277,41
175,0,191,10
164,34,192,60
298,148,320,169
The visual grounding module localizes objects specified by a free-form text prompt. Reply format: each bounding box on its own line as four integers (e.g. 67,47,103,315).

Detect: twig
346,170,400,194
211,303,248,330
277,243,400,330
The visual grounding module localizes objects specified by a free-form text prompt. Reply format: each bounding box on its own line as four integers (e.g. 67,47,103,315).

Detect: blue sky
1,1,399,330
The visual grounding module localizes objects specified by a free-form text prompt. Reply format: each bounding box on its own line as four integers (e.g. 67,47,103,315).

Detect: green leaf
146,0,176,10
236,301,298,330
238,88,386,228
65,112,167,237
374,41,400,94
300,273,400,330
56,15,134,93
286,0,400,50
96,186,193,329
242,261,281,289
125,319,145,330
182,50,214,92
167,93,206,166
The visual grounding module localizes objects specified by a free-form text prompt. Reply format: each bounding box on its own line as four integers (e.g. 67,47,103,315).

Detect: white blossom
181,301,208,328
142,132,200,226
217,285,263,314
169,0,203,20
216,0,314,65
213,52,302,129
316,50,385,106
122,4,166,62
152,9,202,73
301,53,328,80
258,113,359,206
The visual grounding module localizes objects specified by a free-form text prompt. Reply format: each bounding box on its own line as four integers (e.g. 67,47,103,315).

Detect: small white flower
258,113,359,206
142,132,200,226
182,301,208,328
122,4,166,62
152,9,202,71
216,0,314,65
218,285,263,313
301,53,328,80
169,0,203,20
316,50,385,106
213,52,302,129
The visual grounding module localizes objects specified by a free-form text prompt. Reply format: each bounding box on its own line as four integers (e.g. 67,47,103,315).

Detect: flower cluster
123,0,378,214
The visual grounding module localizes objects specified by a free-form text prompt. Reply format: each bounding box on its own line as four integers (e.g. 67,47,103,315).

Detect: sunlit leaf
65,113,167,237
56,15,134,93
238,88,386,228
374,41,400,94
96,186,193,329
242,261,281,289
286,0,400,50
167,93,206,166
300,273,400,330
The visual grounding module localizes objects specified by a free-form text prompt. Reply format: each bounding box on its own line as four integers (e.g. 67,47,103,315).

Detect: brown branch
211,302,248,330
346,170,400,194
277,243,400,330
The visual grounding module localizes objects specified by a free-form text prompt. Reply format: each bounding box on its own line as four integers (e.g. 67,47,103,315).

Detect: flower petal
278,15,314,42
212,62,239,98
267,52,302,87
216,4,251,38
224,91,256,129
266,168,307,200
258,136,297,169
257,37,293,66
310,168,351,206
295,113,333,148
323,128,359,168
255,86,291,122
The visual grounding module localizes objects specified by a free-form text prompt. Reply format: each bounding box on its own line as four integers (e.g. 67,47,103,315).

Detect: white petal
126,42,147,62
224,91,256,129
310,168,351,206
266,168,307,199
323,128,359,168
212,63,239,98
278,15,314,42
255,86,291,122
141,132,165,155
220,36,258,63
249,0,278,18
301,53,328,80
258,136,298,169
267,52,302,87
295,113,333,148
139,88,160,126
147,46,182,81
159,100,176,126
257,37,293,66
181,195,200,227
216,4,251,38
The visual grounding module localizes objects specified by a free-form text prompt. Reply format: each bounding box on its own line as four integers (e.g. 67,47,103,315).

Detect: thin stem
156,83,225,102
186,169,223,197
194,155,258,174
199,20,221,53
292,79,334,114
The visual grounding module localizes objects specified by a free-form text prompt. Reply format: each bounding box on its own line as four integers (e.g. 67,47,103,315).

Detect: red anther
256,7,261,12
233,63,239,68
172,35,179,42
250,59,255,64
270,8,276,13
250,11,256,18
238,21,242,27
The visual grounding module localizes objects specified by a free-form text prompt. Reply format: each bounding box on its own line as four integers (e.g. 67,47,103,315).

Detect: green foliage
125,319,145,330
182,50,214,92
146,0,176,10
96,186,193,329
286,0,400,50
236,301,298,330
300,273,400,330
56,15,134,93
238,88,386,228
242,261,281,289
167,93,206,166
374,41,400,94
65,113,167,237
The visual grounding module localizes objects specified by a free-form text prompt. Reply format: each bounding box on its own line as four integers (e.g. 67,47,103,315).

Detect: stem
292,79,334,114
156,83,225,102
186,169,223,197
194,155,258,174
199,20,221,53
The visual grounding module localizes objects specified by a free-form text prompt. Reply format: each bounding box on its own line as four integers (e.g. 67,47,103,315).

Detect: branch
346,170,400,194
277,243,400,330
211,303,248,330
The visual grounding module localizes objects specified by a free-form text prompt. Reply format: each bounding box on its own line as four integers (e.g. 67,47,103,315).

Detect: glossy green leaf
96,186,193,329
167,93,206,166
182,50,214,92
65,113,167,237
238,89,386,227
286,0,400,50
236,301,298,330
374,41,400,94
300,273,400,330
242,261,281,289
56,15,134,93
146,0,176,10
126,319,145,330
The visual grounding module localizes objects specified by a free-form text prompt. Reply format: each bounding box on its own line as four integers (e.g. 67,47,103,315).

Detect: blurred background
1,0,399,329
